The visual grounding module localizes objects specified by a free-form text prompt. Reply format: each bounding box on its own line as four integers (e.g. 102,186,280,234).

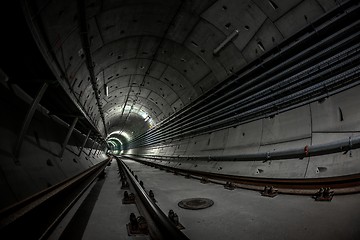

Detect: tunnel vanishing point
1,0,360,239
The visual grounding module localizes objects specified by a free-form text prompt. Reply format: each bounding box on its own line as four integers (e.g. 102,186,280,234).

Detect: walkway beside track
123,159,360,240
54,159,149,240
81,160,149,240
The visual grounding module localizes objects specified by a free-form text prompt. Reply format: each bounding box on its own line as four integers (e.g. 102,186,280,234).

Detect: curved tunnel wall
0,78,107,209
22,0,347,138
2,0,356,210
125,84,360,179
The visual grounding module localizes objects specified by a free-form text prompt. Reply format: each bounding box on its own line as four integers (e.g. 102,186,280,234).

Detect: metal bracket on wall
78,130,91,156
98,143,105,155
13,82,48,164
88,137,97,156
59,117,78,158
77,0,107,136
93,143,100,155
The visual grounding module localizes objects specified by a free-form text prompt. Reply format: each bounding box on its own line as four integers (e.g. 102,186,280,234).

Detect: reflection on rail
121,155,360,196
0,159,111,240
115,156,189,240
0,156,190,240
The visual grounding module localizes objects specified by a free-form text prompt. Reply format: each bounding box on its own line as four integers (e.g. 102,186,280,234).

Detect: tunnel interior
23,0,347,141
0,0,360,238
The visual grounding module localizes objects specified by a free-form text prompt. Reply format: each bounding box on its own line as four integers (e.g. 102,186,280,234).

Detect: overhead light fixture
105,84,109,96
268,0,278,10
257,41,265,52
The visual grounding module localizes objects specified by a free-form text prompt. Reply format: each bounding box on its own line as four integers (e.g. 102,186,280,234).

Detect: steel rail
0,158,111,240
115,156,189,240
121,155,360,194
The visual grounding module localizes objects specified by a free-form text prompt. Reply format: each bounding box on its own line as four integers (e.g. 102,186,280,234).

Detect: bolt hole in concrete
178,198,214,210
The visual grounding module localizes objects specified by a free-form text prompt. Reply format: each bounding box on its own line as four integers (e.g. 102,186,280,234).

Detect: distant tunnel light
105,84,109,96
139,110,148,119
107,137,122,146
106,137,122,155
109,131,131,141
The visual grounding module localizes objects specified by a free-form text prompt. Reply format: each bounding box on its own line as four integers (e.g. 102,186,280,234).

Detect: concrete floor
81,160,150,240
123,159,360,240
52,159,360,239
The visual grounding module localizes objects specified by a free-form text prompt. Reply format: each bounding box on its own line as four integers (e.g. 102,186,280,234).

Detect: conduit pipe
130,3,360,143
133,18,359,145
134,41,360,145
126,134,360,162
132,65,360,147
129,19,360,147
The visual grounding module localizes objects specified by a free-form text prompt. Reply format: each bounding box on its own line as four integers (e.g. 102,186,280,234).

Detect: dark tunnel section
0,71,108,209
0,1,108,208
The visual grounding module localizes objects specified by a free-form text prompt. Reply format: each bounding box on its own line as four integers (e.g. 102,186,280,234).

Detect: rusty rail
115,156,189,240
122,155,360,195
0,158,111,240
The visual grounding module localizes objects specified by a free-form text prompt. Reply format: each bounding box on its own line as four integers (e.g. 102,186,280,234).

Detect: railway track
0,156,189,240
0,158,111,240
121,155,360,195
115,156,189,240
1,153,358,240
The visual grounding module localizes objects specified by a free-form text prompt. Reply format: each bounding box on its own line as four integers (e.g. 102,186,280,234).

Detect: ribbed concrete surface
123,159,360,240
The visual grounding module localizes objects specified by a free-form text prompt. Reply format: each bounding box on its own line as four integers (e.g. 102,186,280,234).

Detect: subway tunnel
1,0,360,239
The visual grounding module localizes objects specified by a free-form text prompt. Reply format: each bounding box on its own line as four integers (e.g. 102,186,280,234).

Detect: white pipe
105,84,109,96
213,29,239,55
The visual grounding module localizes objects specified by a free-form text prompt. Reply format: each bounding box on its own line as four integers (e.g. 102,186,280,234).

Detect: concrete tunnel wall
125,84,360,179
0,81,107,209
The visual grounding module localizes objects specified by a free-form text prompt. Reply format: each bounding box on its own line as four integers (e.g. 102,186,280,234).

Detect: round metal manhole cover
178,198,214,210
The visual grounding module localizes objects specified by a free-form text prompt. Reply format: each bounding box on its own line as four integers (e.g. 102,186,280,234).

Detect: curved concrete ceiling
23,0,340,141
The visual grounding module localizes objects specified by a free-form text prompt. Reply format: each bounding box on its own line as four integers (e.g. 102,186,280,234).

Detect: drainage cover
178,198,214,210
